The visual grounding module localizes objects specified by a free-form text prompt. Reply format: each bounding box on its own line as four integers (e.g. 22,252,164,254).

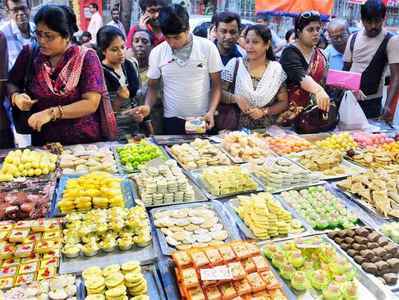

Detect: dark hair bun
60,5,79,35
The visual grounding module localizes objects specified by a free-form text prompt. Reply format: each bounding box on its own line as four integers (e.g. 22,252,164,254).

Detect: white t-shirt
87,12,103,43
147,35,223,118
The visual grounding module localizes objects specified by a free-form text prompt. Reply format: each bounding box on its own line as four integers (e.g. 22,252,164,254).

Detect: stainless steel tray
80,264,166,300
263,235,394,300
219,145,276,165
331,181,394,224
275,183,372,233
129,176,209,208
59,239,157,274
287,151,367,181
188,166,264,200
150,201,241,256
224,196,313,242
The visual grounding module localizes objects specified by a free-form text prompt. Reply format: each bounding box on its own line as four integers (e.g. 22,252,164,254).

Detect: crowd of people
0,0,399,148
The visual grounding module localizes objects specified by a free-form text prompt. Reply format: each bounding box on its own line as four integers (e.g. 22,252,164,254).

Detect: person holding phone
126,0,166,49
132,4,223,135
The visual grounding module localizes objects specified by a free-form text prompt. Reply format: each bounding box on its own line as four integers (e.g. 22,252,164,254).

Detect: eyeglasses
300,11,320,19
329,32,349,42
34,30,60,43
8,5,29,14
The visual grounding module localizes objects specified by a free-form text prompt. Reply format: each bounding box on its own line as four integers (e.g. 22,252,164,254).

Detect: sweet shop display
263,135,313,155
116,140,165,172
59,144,117,175
0,219,62,288
1,274,77,299
57,172,125,214
251,157,319,191
61,207,151,258
337,171,399,218
233,192,304,239
346,147,398,169
172,241,287,299
82,261,148,299
0,149,57,182
153,205,231,251
168,138,231,169
221,132,273,162
381,222,399,243
131,160,196,206
328,227,399,285
280,186,359,230
351,132,394,148
316,132,358,152
200,166,258,196
263,236,359,297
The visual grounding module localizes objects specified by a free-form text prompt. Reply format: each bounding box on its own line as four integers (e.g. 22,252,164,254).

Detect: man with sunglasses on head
0,0,35,148
324,19,349,71
343,0,399,120
127,0,166,48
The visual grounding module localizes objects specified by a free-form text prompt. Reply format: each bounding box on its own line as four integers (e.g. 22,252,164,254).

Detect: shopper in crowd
343,0,399,120
87,3,103,43
280,11,330,119
79,31,95,48
324,19,349,70
107,7,126,37
285,29,296,44
318,31,329,49
133,4,223,134
1,0,36,147
8,5,105,145
127,0,166,48
193,21,211,38
0,32,14,149
220,25,288,130
98,26,151,141
255,12,285,53
214,12,245,66
127,29,163,134
238,25,249,49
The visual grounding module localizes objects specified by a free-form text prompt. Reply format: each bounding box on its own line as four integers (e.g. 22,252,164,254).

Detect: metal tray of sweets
218,144,277,165
151,134,208,146
224,195,313,243
330,181,394,226
129,175,208,208
240,157,324,194
150,200,241,256
112,140,170,175
286,150,367,181
187,166,264,200
274,183,373,234
80,264,166,300
50,174,134,217
262,235,395,300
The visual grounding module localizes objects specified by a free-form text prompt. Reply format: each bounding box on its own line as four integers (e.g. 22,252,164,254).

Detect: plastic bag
338,91,369,130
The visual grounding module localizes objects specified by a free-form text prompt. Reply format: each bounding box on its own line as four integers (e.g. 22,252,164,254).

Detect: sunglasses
300,11,321,19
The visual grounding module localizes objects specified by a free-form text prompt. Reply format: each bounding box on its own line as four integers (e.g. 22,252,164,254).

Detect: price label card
200,266,233,281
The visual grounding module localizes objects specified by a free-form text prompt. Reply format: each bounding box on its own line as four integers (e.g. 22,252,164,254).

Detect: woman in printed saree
279,11,330,124
7,5,104,146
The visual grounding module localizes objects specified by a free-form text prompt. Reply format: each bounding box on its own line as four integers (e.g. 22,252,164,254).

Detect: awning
256,0,334,16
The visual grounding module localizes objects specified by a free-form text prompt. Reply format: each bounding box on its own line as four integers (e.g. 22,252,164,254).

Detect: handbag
12,43,39,134
98,71,118,141
215,59,240,131
295,97,339,134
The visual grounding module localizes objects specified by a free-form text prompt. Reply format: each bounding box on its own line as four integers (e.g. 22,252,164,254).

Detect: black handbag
295,97,339,134
12,42,39,134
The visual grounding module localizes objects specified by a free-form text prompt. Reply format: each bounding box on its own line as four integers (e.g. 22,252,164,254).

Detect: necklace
245,58,269,80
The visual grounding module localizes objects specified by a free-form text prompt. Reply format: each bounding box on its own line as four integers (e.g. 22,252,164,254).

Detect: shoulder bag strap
231,58,240,93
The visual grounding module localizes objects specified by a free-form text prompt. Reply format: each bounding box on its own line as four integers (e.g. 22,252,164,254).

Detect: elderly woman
7,5,105,145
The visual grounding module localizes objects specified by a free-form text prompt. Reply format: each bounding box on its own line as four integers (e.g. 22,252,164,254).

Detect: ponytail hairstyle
34,4,79,39
245,24,275,61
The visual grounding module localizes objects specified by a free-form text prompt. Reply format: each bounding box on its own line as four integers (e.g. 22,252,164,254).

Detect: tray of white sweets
129,159,208,207
150,201,241,256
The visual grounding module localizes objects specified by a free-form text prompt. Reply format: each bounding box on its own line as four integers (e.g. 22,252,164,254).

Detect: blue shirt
215,41,243,66
324,45,344,71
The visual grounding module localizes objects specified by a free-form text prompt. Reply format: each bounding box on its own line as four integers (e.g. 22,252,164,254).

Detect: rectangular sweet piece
15,243,34,258
8,229,30,243
205,248,223,266
18,262,38,274
218,246,236,262
14,220,32,230
0,243,15,259
187,287,206,300
0,221,15,231
267,289,288,300
15,273,35,286
20,253,40,264
0,276,14,289
42,231,61,241
0,265,17,277
219,282,237,300
190,250,210,269
172,251,193,268
247,272,266,293
228,262,247,281
259,271,281,290
181,267,199,289
36,266,56,281
2,257,20,267
231,242,251,260
251,256,269,272
205,286,222,300
0,230,9,240
245,242,260,257
24,233,42,244
40,257,59,269
242,258,256,274
232,278,251,296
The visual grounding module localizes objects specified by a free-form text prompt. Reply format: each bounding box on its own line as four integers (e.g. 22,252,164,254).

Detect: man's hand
121,108,144,122
203,111,215,130
235,95,250,113
139,14,150,29
247,107,264,120
131,105,151,122
13,93,37,111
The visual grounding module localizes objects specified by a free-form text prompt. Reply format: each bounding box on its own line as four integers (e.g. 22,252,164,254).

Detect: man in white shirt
87,3,103,42
107,7,126,37
133,4,223,134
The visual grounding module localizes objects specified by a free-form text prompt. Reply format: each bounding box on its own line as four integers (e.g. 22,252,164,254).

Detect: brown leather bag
215,59,240,131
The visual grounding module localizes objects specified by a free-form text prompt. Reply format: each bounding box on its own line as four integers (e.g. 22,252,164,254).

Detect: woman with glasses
97,26,152,141
219,25,289,130
7,5,105,145
279,11,330,124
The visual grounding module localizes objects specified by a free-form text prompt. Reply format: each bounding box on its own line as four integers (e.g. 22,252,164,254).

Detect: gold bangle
58,105,64,119
11,93,19,106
